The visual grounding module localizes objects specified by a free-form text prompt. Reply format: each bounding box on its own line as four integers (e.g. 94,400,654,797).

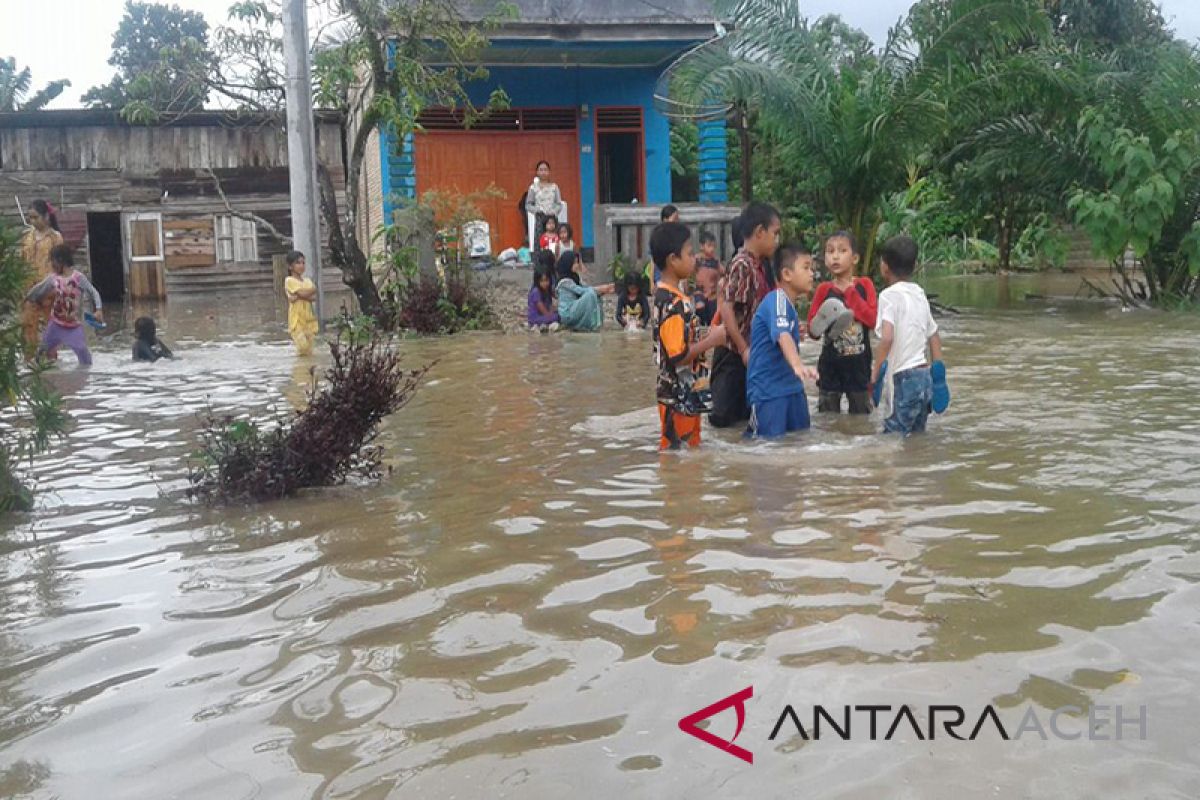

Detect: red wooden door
415,131,580,251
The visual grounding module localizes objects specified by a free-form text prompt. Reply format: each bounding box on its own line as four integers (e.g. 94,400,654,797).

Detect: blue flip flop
84,311,106,330
931,360,950,413
872,360,888,407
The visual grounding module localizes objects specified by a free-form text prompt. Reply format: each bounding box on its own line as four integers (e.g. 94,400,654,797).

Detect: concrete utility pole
283,0,324,326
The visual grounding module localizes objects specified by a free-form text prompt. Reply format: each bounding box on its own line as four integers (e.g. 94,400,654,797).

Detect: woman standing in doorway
525,161,563,250
21,200,64,358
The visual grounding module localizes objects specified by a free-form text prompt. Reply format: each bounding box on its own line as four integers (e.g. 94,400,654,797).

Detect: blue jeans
884,367,932,435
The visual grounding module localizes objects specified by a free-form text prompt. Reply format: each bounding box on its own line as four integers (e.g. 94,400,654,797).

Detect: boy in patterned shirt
651,222,726,450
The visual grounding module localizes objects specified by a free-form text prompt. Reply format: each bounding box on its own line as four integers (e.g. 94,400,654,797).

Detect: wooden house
0,109,344,301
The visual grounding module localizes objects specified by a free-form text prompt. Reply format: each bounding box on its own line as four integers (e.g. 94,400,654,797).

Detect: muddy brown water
2,274,1200,798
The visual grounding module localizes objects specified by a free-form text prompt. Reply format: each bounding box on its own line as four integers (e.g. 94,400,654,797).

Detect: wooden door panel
416,131,580,252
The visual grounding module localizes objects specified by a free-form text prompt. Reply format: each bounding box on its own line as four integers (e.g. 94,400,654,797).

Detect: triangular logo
678,686,754,764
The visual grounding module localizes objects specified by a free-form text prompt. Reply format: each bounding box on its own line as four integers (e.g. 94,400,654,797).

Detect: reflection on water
2,282,1200,798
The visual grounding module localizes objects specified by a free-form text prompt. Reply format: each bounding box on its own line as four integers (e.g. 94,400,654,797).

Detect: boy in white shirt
870,236,944,435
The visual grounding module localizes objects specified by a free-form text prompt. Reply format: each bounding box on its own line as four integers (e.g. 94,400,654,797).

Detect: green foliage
1013,214,1071,270
1045,0,1169,52
663,0,1200,304
608,253,637,286
0,58,70,112
83,1,212,118
1068,105,1200,301
671,0,1053,271
0,226,68,513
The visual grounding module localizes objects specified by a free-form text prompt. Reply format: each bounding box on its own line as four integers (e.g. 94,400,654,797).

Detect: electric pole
282,0,324,326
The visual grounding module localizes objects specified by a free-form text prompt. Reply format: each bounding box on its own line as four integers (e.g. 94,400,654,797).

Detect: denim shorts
884,366,932,435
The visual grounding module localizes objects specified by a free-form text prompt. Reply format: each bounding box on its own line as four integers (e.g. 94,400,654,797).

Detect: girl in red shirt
807,231,878,414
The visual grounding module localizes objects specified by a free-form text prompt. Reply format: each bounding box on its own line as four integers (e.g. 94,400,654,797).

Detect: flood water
3,275,1200,798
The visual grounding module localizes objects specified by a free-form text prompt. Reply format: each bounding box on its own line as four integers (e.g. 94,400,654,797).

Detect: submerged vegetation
187,333,428,505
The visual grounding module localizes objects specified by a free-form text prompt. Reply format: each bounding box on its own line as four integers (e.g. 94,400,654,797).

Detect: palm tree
0,58,70,112
667,0,1051,269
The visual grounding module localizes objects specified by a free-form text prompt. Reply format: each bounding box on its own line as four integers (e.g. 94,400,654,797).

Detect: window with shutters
215,215,258,263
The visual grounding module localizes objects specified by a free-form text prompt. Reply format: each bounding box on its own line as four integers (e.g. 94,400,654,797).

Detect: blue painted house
371,0,728,256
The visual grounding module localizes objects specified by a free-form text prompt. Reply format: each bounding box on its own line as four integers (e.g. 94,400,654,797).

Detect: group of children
649,201,946,450
20,241,174,365
528,213,727,337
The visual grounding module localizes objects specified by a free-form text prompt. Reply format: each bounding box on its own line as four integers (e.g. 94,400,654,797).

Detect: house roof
0,108,342,130
457,0,717,42
446,0,718,67
461,0,717,26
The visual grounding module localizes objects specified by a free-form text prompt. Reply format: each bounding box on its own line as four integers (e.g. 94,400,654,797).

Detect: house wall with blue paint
379,57,728,249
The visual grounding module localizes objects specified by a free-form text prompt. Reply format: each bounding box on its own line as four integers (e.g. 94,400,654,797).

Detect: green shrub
0,225,68,513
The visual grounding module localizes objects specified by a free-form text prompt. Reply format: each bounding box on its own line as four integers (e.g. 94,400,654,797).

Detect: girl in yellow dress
21,200,65,358
283,250,318,355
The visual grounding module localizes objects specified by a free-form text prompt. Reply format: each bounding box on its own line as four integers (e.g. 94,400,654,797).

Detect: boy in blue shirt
746,245,818,438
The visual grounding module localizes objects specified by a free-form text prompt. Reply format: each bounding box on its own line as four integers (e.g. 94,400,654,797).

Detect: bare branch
200,166,293,247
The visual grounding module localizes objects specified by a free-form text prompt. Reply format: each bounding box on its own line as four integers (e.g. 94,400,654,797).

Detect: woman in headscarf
554,251,614,332
21,200,65,358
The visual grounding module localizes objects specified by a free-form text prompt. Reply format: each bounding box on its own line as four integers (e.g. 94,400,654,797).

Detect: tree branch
200,166,293,247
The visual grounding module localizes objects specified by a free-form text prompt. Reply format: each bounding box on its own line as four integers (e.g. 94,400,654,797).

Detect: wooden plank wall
0,121,342,173
0,119,349,288
163,217,215,268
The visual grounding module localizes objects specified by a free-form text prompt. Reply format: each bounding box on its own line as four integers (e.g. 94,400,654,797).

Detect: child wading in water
25,244,102,365
808,231,877,414
527,266,560,332
746,245,818,438
132,317,174,362
871,235,944,435
284,250,319,355
651,222,725,450
711,202,782,428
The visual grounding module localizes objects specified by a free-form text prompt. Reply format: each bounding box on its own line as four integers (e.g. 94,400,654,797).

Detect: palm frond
20,79,70,112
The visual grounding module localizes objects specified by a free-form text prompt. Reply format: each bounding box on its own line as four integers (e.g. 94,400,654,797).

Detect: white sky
2,0,1199,109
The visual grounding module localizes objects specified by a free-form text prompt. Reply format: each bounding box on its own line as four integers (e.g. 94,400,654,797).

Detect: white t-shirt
875,281,937,373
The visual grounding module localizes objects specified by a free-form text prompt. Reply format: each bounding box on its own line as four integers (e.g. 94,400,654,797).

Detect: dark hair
532,266,554,300
826,230,859,254
535,249,556,273
660,204,679,222
49,243,73,268
880,235,919,278
31,199,59,231
556,250,580,281
623,272,643,294
699,230,717,246
739,202,780,241
773,243,811,281
650,221,691,272
731,212,745,250
285,250,305,266
536,160,550,170
134,316,157,343
558,222,573,243
542,215,559,233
